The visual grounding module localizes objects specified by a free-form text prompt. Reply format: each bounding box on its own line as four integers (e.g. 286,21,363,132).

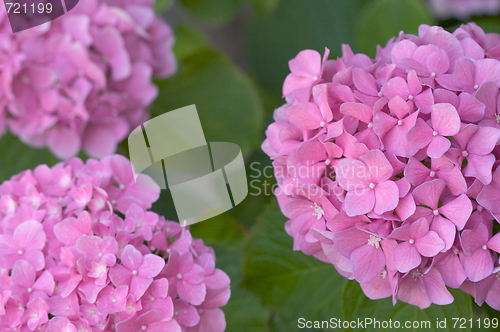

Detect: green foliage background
2,0,500,331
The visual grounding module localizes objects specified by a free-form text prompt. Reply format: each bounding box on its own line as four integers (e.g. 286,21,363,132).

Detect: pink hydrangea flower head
263,22,500,310
0,0,177,159
0,155,230,330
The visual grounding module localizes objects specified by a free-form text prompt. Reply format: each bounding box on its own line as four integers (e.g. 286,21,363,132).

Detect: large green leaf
357,0,435,57
245,0,362,96
214,245,271,332
172,24,212,60
242,201,348,331
152,49,263,156
342,281,472,332
179,0,241,25
0,133,59,182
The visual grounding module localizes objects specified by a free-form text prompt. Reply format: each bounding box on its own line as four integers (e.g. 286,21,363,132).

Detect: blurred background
3,0,500,331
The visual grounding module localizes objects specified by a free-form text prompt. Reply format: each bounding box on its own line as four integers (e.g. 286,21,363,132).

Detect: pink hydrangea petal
382,77,410,100
394,242,421,273
407,118,433,149
431,103,461,136
350,245,386,284
373,181,399,215
427,135,451,159
286,102,324,130
359,150,393,183
464,249,494,282
430,216,455,251
453,57,475,88
415,231,445,257
465,154,496,185
468,127,500,156
344,190,375,217
475,58,500,86
422,268,453,306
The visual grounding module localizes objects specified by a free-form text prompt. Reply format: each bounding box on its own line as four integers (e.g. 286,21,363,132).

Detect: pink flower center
177,273,183,279
27,288,32,293
408,95,414,100
429,171,435,177
367,234,382,248
313,75,319,81
430,72,436,78
474,84,479,90
409,239,414,244
132,270,138,275
367,123,373,129
320,121,326,127
433,209,439,216
369,183,375,189
432,131,438,136
325,159,331,165
462,151,468,157
112,298,117,303
141,325,147,330
98,253,103,258
198,309,204,314
378,91,383,97
483,245,488,250
18,250,23,255
397,120,403,126
477,205,483,212
312,203,325,220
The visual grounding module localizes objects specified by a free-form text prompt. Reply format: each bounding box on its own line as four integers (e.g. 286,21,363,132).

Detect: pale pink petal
394,242,421,273
373,181,399,215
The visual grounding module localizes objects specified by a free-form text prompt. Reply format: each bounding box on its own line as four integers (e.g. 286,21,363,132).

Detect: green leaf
179,0,241,25
342,281,473,332
189,213,245,247
214,245,271,332
172,24,212,60
152,49,264,156
242,201,347,331
246,0,362,96
474,17,500,34
250,0,281,15
155,0,176,13
0,133,59,182
357,0,435,57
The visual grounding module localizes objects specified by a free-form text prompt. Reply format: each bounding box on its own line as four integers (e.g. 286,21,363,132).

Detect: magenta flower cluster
263,22,500,310
0,0,176,159
0,155,230,331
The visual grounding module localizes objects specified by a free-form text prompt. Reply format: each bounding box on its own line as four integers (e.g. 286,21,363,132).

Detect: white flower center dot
313,75,319,81
409,239,414,244
112,299,117,303
462,151,468,157
150,297,155,301
378,91,383,97
320,121,326,127
477,205,483,211
18,250,23,255
430,72,436,78
474,84,479,90
483,245,488,250
432,131,438,136
429,171,435,177
369,183,375,189
141,325,147,330
119,184,125,190
198,309,203,314
98,253,103,258
27,288,32,293
408,95,414,100
367,123,373,129
177,273,182,279
433,209,439,216
132,270,138,275
397,120,403,126
325,159,331,165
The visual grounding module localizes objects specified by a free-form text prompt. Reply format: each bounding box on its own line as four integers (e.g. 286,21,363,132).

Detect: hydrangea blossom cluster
429,0,500,19
0,155,230,331
263,22,500,310
0,0,176,159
